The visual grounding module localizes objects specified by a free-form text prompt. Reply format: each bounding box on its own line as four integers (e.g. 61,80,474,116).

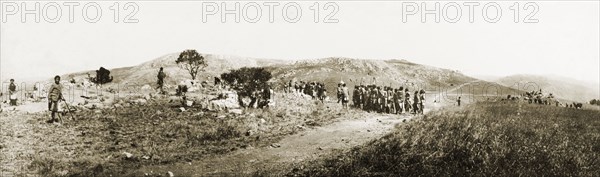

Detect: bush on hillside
220,67,272,97
91,67,113,85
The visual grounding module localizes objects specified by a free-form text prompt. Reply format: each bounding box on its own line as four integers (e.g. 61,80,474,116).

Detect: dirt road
131,113,415,176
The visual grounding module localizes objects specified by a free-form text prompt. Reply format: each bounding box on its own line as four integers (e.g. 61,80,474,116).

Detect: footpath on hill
131,112,420,176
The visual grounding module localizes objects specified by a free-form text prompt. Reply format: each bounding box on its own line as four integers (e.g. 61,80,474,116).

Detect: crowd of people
284,80,329,103
350,84,426,115
282,79,427,115
246,86,273,109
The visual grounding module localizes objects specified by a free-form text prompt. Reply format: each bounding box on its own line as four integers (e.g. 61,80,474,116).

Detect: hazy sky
1,1,598,84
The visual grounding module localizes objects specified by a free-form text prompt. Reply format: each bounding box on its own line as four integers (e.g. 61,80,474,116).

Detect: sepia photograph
0,1,598,176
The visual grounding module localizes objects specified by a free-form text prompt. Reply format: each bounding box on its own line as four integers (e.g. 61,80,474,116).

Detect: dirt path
132,113,417,176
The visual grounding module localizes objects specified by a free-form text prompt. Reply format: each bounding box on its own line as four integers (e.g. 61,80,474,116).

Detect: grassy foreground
290,101,599,176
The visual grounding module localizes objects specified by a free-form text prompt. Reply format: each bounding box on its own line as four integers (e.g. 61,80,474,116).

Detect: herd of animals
506,89,584,109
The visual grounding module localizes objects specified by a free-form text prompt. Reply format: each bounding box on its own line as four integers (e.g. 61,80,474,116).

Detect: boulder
168,96,180,103
141,85,152,91
208,91,240,111
84,103,105,110
228,109,243,115
179,79,201,93
130,98,147,105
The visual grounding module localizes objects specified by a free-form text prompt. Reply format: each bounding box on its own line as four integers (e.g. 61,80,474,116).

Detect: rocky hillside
269,57,477,95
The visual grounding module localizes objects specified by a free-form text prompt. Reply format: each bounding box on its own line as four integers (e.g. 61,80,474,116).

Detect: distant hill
495,74,599,102
269,57,478,96
60,53,288,86
49,52,526,99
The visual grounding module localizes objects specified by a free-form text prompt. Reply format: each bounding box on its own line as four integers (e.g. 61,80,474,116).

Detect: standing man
364,86,372,111
393,88,402,114
8,79,17,106
288,80,293,93
412,91,420,114
47,76,64,123
387,87,394,113
157,67,167,94
318,83,327,103
377,86,385,112
258,85,272,109
341,83,350,109
419,89,425,114
457,96,462,106
404,88,411,113
214,77,222,88
337,82,343,104
398,87,405,114
352,86,360,108
360,85,367,110
371,86,379,112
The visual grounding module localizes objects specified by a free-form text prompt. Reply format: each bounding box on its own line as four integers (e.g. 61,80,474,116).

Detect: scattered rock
242,144,253,149
178,107,186,112
168,96,180,103
123,152,133,159
141,84,152,91
185,100,194,107
296,125,306,130
317,147,323,150
167,171,174,177
367,129,371,132
228,109,243,115
259,118,266,123
271,143,281,148
142,155,150,160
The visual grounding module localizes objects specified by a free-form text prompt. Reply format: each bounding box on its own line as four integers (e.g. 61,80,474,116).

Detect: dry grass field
289,101,600,176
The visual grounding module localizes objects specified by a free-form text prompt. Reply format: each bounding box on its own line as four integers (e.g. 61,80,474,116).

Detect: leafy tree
221,67,272,106
590,99,598,106
92,67,113,85
176,49,207,80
